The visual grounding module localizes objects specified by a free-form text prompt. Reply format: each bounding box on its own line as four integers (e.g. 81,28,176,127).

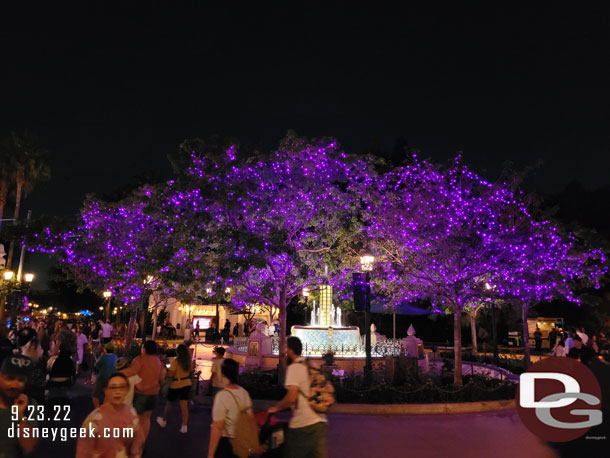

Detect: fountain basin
291,325,363,356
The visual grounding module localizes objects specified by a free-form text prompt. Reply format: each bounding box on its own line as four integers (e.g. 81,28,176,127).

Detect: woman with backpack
156,343,192,433
207,358,257,458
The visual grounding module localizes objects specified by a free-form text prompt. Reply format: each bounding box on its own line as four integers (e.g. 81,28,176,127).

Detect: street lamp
485,282,499,363
353,254,375,379
360,255,374,272
5,270,34,326
103,290,112,321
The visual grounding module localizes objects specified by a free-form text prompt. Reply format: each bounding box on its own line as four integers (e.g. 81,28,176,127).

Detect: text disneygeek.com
7,423,134,441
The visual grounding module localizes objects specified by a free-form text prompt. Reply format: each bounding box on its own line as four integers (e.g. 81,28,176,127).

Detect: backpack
224,389,260,458
298,361,335,413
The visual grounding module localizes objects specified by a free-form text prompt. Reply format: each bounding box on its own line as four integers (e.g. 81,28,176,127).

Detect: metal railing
232,335,404,357
233,336,249,353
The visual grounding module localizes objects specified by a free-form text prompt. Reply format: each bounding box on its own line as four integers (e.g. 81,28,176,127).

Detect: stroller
255,412,289,458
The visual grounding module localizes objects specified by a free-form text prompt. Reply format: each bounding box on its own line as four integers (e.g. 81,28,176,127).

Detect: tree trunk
152,304,158,340
140,305,147,343
453,306,463,386
469,312,478,354
0,180,7,236
125,309,137,350
6,179,23,269
0,293,6,325
278,286,288,380
521,304,531,368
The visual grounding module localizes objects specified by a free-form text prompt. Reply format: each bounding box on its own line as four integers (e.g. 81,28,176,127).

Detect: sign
516,357,603,442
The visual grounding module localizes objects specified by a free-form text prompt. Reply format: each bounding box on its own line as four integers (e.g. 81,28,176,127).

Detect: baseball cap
105,342,115,352
0,355,33,377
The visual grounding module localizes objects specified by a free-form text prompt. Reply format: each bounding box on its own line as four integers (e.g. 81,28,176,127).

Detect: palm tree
5,131,50,268
0,137,16,236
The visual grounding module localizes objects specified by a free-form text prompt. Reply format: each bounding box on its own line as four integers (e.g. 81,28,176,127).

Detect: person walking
101,320,114,345
92,342,117,408
551,339,567,357
209,346,226,397
157,343,192,433
75,324,89,374
76,373,145,458
207,358,255,458
564,329,575,354
0,355,39,457
577,328,589,346
567,335,594,365
533,327,542,352
20,335,46,404
548,328,558,351
268,336,328,458
121,340,166,444
90,321,101,349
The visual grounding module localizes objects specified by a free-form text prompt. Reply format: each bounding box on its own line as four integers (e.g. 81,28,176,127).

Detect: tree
4,131,50,268
491,219,608,368
363,157,563,385
36,186,176,347
199,134,362,370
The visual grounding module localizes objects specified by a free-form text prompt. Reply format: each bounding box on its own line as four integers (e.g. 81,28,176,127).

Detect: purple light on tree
361,156,607,385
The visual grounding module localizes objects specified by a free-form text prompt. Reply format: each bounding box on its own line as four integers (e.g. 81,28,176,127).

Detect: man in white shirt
101,320,114,344
577,328,589,346
268,336,327,458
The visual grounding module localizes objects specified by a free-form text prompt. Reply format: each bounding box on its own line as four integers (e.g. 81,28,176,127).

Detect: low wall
193,395,516,415
225,347,386,371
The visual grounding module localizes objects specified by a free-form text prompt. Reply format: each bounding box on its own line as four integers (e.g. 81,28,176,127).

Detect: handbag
224,389,260,458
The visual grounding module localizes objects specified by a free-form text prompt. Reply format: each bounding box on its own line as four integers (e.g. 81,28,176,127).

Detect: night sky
2,5,609,287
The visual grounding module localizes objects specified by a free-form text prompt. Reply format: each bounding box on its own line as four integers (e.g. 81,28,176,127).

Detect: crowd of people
0,314,328,458
548,326,609,364
0,316,191,457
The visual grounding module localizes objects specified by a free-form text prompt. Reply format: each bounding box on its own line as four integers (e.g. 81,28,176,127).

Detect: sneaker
156,417,167,428
180,425,188,434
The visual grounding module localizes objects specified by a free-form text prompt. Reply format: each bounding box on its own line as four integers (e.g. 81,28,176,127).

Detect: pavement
28,379,558,458
23,342,602,458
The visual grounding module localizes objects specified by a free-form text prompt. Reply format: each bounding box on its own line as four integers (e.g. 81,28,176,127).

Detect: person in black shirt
567,335,594,365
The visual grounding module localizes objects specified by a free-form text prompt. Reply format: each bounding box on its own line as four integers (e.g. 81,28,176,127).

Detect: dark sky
2,4,610,287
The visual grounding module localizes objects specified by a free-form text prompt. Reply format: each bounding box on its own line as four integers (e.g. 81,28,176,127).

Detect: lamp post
485,282,499,364
141,275,156,343
353,254,374,379
8,271,34,327
103,290,112,321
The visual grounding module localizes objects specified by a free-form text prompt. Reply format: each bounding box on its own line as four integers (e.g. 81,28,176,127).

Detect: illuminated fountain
289,285,374,357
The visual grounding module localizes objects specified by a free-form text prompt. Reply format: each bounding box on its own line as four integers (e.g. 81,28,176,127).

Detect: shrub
439,350,525,375
236,368,516,404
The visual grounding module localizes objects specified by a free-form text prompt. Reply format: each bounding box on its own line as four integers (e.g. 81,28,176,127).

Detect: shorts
286,422,327,458
133,392,157,414
167,385,191,401
102,337,112,344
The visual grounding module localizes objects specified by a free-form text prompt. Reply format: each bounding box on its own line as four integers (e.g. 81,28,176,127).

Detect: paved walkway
29,376,558,458
25,342,578,457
